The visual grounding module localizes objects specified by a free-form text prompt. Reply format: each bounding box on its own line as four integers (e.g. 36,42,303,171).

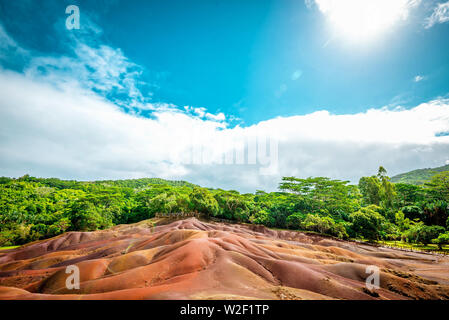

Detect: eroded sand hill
0,218,448,300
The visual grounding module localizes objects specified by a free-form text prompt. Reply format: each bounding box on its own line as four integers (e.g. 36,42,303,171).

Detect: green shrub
432,232,449,250
349,206,386,241
403,223,445,245
302,215,348,239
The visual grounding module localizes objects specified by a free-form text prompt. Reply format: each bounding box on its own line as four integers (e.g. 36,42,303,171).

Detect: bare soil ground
0,218,448,300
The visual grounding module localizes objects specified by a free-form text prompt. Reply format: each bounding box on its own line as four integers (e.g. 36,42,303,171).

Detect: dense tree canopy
1,167,448,248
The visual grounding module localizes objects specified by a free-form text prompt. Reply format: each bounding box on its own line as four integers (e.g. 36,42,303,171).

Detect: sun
315,0,418,42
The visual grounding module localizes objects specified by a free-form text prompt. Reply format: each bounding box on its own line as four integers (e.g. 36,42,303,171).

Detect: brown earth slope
0,218,448,300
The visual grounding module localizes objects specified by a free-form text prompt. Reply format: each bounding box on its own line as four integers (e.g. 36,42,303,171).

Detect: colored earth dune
0,218,448,300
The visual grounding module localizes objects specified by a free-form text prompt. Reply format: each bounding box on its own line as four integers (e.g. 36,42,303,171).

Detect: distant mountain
391,164,449,185
8,175,199,189
92,178,199,189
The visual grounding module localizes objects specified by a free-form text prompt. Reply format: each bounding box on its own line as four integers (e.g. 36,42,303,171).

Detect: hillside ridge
391,164,449,185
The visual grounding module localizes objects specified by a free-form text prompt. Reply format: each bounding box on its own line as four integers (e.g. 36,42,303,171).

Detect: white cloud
425,1,449,28
0,24,29,65
0,25,20,53
25,43,146,110
1,21,449,192
183,106,227,123
1,67,449,192
414,75,425,82
206,112,226,121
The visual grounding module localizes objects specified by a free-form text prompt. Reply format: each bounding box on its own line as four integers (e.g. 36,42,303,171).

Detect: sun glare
315,0,419,42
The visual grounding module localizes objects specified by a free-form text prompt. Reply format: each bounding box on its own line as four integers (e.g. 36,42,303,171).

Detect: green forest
1,167,449,251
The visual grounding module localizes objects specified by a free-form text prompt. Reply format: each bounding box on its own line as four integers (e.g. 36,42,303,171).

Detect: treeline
0,168,448,249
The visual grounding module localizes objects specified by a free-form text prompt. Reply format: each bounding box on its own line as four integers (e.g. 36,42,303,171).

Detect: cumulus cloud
183,106,226,123
1,66,449,192
425,1,449,28
1,20,449,192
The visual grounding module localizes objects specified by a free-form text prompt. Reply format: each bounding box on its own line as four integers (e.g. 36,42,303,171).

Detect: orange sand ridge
0,218,448,300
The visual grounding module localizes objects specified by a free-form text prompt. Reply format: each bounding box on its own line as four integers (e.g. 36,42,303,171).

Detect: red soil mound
0,218,448,300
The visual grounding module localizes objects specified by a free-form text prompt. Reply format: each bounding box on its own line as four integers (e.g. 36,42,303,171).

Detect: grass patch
0,246,19,251
378,240,449,254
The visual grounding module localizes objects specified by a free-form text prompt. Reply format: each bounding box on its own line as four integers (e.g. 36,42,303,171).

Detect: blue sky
2,0,449,124
1,0,449,191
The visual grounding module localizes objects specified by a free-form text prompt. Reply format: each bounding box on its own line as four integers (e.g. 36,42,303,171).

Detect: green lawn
378,240,449,254
0,246,19,251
